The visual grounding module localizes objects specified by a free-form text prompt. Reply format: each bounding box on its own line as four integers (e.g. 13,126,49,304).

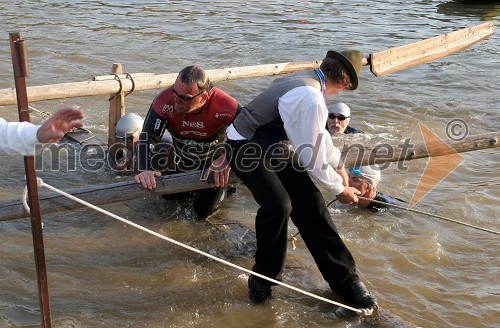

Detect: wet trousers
227,140,360,295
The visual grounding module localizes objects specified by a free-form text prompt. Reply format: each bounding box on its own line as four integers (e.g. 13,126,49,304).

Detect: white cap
349,165,381,187
329,102,351,117
115,113,144,138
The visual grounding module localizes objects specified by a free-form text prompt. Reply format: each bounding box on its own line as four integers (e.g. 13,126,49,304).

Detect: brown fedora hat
326,50,363,90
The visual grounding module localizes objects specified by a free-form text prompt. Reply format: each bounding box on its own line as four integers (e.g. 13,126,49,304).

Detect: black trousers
228,140,360,295
159,148,226,219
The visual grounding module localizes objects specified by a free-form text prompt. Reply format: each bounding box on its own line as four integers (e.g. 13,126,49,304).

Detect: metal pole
9,32,52,328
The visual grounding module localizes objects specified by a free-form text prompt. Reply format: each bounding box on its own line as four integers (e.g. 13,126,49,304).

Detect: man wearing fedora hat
225,50,378,315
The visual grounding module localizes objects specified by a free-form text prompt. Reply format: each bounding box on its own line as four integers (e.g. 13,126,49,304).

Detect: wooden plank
64,128,106,146
370,21,495,76
0,171,218,222
0,132,497,222
107,63,125,154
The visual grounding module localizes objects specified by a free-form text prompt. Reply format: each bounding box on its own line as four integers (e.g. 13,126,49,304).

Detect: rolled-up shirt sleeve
278,87,345,196
0,118,40,156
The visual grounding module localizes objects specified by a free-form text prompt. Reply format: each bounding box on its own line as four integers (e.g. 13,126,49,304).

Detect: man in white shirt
0,107,84,156
225,50,377,315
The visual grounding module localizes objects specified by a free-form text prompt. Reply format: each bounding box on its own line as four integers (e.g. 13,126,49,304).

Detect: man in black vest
225,50,377,316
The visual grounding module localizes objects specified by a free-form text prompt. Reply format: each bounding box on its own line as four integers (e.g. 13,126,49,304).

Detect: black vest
232,70,321,149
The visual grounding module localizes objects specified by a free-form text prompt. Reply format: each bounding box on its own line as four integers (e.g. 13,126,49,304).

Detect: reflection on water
0,0,499,327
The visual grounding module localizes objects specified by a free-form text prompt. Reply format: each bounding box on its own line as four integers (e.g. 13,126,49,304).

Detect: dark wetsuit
325,124,362,134
344,125,362,134
366,191,406,212
140,86,241,218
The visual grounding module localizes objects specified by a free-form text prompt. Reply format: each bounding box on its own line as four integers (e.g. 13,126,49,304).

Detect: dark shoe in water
248,275,272,304
335,281,378,317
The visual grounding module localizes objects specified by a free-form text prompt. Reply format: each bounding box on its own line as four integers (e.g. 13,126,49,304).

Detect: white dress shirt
0,118,40,156
227,85,345,196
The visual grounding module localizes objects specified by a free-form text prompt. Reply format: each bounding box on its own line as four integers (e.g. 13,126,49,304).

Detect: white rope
22,186,30,214
357,196,500,236
28,178,368,316
22,177,45,214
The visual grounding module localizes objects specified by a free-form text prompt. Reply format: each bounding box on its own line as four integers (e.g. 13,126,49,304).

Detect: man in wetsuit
347,165,406,212
225,50,377,315
134,65,241,218
326,102,362,135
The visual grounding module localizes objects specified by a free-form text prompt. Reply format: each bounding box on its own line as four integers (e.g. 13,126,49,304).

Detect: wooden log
340,131,499,166
0,171,219,222
0,22,493,106
0,63,317,106
0,132,497,222
370,21,494,76
107,63,125,155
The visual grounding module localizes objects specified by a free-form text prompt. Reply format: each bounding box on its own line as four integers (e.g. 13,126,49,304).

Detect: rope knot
22,177,45,214
289,233,298,250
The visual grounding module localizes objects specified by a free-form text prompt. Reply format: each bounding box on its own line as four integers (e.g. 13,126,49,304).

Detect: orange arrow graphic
409,123,464,207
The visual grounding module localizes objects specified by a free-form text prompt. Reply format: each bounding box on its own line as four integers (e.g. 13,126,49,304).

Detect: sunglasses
172,88,205,101
328,113,349,121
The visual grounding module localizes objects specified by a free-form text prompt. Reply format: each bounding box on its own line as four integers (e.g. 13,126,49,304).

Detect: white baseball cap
329,102,351,117
348,165,381,187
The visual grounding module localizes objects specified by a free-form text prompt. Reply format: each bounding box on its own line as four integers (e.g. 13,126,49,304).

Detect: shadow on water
436,0,500,20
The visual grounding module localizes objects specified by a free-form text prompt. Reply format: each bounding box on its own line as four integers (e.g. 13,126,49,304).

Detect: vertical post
108,63,125,157
9,33,52,328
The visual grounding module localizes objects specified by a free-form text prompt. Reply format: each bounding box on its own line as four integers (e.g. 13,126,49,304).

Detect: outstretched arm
37,107,84,143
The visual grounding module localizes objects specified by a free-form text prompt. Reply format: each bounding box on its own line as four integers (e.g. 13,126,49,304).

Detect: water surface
0,1,499,327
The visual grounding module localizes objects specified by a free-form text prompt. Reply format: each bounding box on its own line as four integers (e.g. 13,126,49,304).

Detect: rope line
28,105,51,118
27,106,93,136
27,178,367,315
288,194,499,247
356,196,500,236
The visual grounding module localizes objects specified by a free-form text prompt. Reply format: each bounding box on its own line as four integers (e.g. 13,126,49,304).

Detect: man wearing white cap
327,102,362,135
347,165,405,211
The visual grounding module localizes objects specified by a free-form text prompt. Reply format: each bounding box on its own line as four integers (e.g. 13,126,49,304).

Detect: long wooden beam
341,131,499,166
0,132,497,222
0,62,319,106
0,22,493,106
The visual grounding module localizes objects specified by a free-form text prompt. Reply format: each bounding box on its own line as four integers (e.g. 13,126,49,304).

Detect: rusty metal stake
9,32,52,328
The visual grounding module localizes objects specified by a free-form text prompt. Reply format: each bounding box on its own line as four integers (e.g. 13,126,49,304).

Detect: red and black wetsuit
139,85,241,218
140,86,241,172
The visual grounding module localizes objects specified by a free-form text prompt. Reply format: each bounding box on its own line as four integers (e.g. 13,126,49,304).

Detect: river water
0,1,499,327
